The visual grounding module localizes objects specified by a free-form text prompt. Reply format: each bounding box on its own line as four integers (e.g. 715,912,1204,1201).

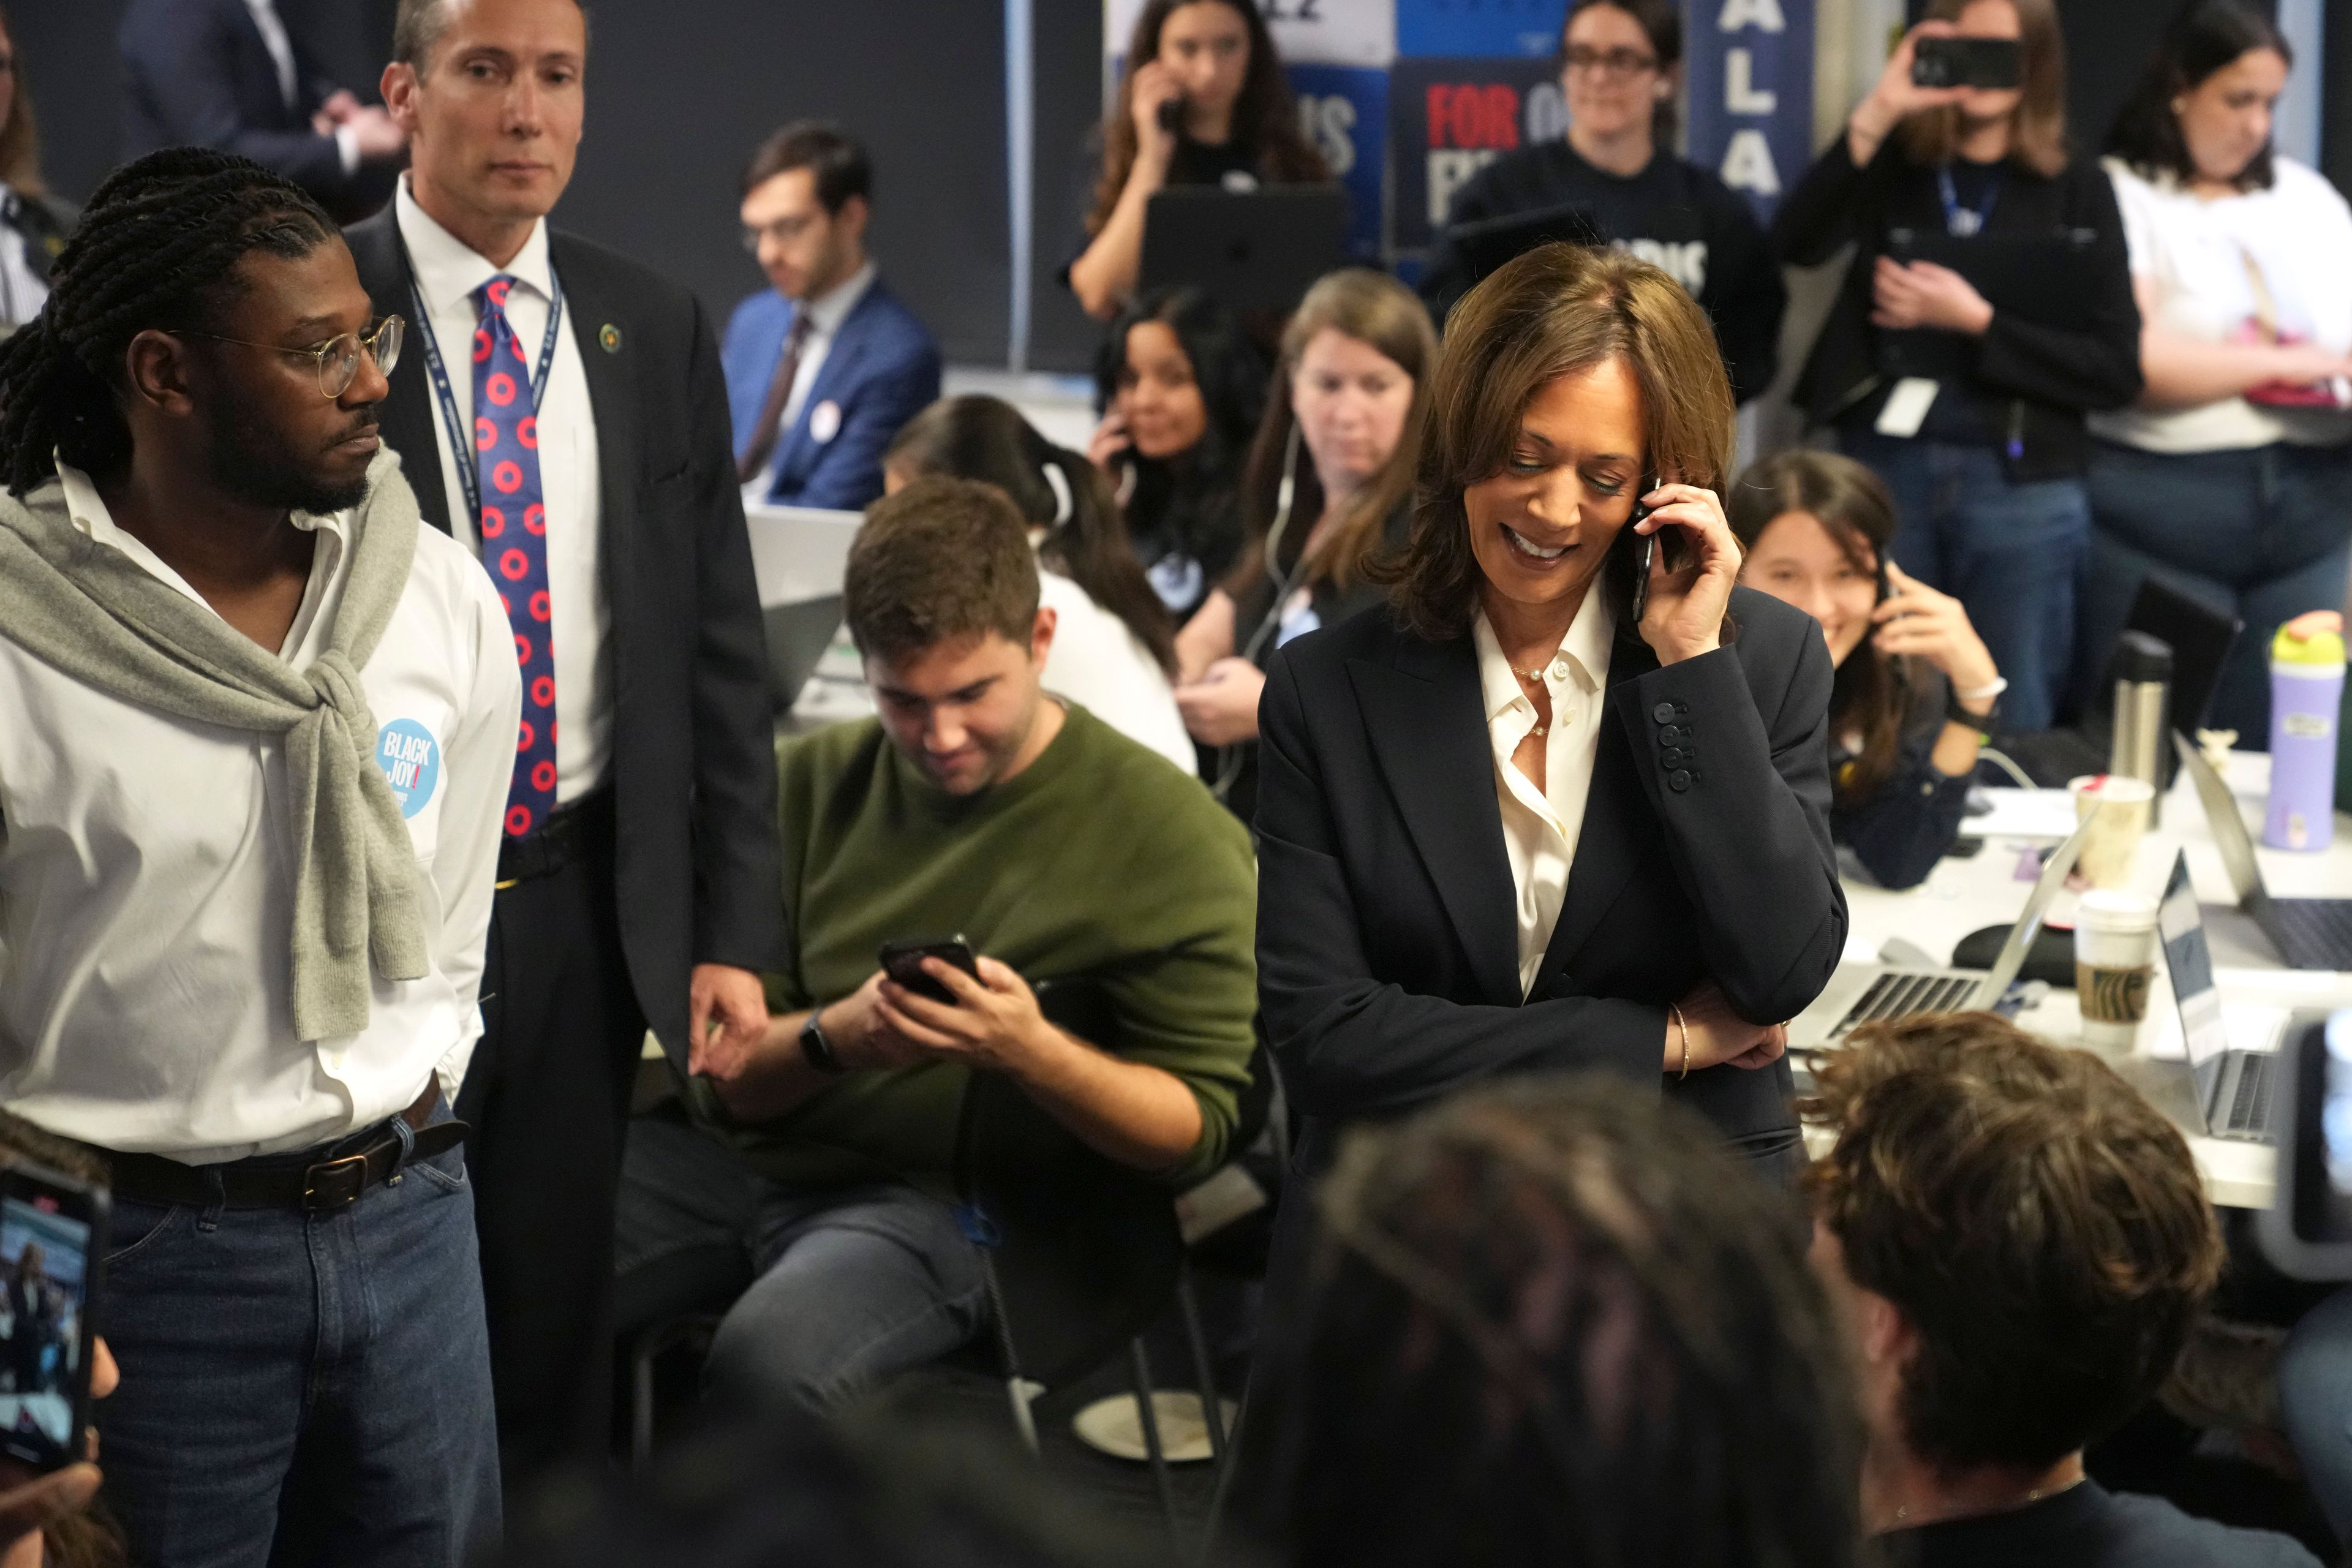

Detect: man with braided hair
0,146,517,1565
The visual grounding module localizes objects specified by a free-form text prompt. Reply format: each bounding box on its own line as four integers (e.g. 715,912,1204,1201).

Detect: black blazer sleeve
1615,630,1846,1025
1254,654,1668,1123
120,0,349,195
680,292,785,974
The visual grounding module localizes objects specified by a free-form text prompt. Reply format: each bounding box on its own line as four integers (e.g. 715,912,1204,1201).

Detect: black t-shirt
1882,1481,2321,1568
1418,142,1787,404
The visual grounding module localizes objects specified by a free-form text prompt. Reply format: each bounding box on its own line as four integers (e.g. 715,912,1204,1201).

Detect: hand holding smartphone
0,1160,106,1474
878,937,981,1007
1910,36,2022,90
1627,475,1683,623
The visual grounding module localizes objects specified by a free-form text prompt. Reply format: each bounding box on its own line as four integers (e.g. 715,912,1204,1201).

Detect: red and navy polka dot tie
473,274,558,839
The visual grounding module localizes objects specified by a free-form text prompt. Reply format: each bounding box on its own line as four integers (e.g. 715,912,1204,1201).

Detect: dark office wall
15,1,1027,367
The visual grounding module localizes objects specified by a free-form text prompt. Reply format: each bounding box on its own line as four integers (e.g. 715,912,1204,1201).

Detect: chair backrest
953,978,1185,1391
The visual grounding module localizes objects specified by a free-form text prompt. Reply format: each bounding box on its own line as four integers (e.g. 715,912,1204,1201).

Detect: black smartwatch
1945,690,2000,736
798,1011,844,1074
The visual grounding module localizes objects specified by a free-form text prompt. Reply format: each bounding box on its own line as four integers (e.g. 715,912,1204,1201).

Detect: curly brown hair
1803,1013,2225,1471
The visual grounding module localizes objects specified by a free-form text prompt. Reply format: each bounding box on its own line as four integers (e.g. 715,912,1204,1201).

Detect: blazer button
1652,701,1678,725
1668,769,1693,792
1660,747,1686,769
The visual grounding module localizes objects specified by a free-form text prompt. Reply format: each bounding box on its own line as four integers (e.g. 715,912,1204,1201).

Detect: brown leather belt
102,1082,467,1213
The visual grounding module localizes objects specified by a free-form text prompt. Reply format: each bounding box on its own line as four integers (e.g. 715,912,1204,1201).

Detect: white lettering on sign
1718,0,1789,31
1725,49,1777,114
1524,81,1569,145
1297,94,1358,176
1620,238,1709,295
1428,149,1499,225
1720,129,1782,195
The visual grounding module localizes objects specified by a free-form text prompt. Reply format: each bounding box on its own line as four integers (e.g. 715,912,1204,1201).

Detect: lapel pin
810,399,842,444
598,323,622,353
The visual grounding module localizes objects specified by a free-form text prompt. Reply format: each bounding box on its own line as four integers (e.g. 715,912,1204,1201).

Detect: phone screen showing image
0,1166,105,1471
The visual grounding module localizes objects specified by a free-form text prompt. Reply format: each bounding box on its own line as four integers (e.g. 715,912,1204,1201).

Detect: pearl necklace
1512,665,1550,737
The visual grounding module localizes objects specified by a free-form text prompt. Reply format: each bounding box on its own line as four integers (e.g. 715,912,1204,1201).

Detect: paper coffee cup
2070,775,2155,890
2075,889,2159,1051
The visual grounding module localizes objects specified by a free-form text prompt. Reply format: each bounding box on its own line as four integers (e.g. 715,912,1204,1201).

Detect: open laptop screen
2160,851,2228,1101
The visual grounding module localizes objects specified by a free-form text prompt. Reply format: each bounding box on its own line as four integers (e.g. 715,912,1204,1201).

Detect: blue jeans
96,1113,500,1568
614,1112,986,1411
1841,432,2092,733
2282,1284,2352,1542
2078,439,2352,745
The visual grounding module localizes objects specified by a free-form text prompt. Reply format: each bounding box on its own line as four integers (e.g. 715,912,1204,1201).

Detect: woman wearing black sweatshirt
1774,0,2141,733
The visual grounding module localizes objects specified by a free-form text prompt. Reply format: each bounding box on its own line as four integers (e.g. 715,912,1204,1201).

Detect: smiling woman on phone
1253,243,1847,1206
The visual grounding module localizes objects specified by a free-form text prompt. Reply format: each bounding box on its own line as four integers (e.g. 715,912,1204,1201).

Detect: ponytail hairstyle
885,396,1177,674
1727,450,1909,804
0,147,336,497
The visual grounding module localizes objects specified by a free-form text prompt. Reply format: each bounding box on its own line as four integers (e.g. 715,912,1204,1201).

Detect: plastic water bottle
2265,620,2346,852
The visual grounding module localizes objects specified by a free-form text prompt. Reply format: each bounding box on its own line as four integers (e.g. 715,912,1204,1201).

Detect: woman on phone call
1253,243,1846,1205
1773,0,2141,734
1734,450,2005,890
1064,0,1328,320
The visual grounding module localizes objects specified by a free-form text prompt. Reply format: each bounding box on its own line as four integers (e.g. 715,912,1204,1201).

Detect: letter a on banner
1721,128,1782,197
1719,0,1787,30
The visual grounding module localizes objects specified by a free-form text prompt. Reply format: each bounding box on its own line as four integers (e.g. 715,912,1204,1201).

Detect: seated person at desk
1418,0,1785,406
1732,450,2007,891
882,394,1194,774
616,477,1258,1411
1807,1013,2318,1568
1174,268,1434,819
1088,285,1264,620
725,121,941,511
1064,0,1327,321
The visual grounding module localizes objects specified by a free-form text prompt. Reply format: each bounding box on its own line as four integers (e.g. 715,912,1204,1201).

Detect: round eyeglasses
180,315,406,398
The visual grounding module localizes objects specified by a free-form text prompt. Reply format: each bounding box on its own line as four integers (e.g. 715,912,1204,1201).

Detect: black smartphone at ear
0,1158,108,1473
878,937,980,1006
1875,554,1893,605
1156,94,1186,134
1912,36,2022,90
1627,477,1674,622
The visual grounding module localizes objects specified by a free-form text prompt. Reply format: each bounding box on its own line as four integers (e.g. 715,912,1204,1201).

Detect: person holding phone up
1773,0,2142,733
1733,450,2006,890
1252,243,1847,1218
616,477,1257,1414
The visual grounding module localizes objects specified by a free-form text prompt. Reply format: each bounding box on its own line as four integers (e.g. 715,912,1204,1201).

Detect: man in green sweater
614,475,1257,1410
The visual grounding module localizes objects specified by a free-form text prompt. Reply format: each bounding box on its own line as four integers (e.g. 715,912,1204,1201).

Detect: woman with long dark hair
1088,285,1264,622
2074,0,2352,743
0,6,72,332
883,396,1193,772
1773,0,2142,734
1732,450,2005,889
1174,268,1434,815
1064,0,1329,320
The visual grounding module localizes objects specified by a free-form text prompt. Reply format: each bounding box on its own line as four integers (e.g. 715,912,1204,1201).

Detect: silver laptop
2174,733,2352,971
2157,848,2291,1142
744,505,862,715
1789,815,2092,1049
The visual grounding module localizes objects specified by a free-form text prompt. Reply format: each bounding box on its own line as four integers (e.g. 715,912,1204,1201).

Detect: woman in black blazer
1254,243,1848,1182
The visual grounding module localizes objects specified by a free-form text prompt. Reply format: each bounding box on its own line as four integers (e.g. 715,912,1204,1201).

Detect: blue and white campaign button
376,718,441,819
809,399,842,444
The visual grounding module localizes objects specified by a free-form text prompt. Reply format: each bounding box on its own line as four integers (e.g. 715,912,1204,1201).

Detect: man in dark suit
723,121,940,513
349,0,780,1480
118,0,405,218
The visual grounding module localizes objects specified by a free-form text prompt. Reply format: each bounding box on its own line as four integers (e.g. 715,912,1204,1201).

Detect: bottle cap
2272,621,2346,669
2109,630,2173,684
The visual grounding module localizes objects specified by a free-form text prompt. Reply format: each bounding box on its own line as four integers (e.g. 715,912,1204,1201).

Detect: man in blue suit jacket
723,122,941,513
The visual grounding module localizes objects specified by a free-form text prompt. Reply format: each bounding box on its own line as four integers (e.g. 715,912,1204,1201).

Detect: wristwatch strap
798,1011,844,1073
1945,690,2000,736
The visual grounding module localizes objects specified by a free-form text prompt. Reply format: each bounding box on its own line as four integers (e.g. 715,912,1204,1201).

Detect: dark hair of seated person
1095,286,1265,590
1233,1074,1862,1568
499,1411,1180,1568
741,118,872,212
1727,448,1912,804
845,475,1041,665
2108,0,2292,194
1803,1012,2226,1471
884,396,1175,674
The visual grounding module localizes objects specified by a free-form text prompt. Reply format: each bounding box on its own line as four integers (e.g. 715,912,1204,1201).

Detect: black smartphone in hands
1627,477,1678,622
1911,36,2022,90
0,1159,107,1472
878,937,981,1006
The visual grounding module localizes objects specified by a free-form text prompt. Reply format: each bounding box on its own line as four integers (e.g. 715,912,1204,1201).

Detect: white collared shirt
239,0,298,108
397,178,610,802
750,260,875,495
0,464,521,1161
1472,592,1615,998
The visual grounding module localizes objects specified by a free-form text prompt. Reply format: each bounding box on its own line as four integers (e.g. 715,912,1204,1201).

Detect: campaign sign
1396,0,1563,59
1104,0,1396,67
1387,53,1568,253
1289,62,1389,260
376,717,441,820
1685,0,1815,222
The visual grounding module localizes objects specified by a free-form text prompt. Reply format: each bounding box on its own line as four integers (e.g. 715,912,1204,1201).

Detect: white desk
1829,752,2352,1208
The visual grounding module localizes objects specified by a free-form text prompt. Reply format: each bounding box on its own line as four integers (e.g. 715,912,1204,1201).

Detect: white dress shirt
0,189,48,328
748,261,875,497
1472,592,1614,998
398,178,611,802
0,464,521,1161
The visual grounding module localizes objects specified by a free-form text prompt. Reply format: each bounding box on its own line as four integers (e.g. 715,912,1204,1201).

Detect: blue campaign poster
1396,0,1564,59
1288,62,1390,262
1684,0,1815,222
1386,53,1567,254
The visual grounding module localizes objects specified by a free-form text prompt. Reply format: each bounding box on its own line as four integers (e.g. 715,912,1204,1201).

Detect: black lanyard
1937,164,2003,238
407,253,566,528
